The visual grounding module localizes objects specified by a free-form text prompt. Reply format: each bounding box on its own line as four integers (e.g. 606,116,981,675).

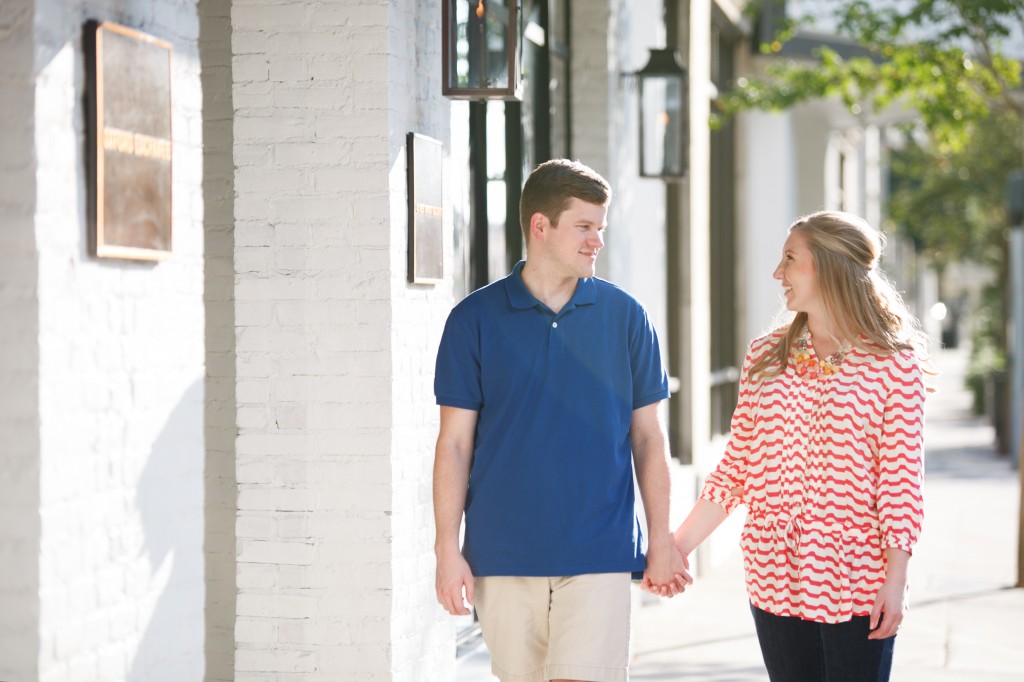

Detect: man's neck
520,260,578,314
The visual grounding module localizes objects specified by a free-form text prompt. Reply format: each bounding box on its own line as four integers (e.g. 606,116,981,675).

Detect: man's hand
435,549,475,616
641,540,693,597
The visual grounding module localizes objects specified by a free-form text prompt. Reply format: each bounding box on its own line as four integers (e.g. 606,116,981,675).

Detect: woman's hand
868,579,907,639
869,548,911,639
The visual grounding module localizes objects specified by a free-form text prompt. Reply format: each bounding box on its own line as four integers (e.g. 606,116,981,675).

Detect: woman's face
773,229,820,316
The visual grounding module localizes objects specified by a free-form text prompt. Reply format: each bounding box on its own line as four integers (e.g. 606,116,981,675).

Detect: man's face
543,197,608,279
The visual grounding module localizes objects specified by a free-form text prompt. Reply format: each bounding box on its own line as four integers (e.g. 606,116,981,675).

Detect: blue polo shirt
434,261,670,577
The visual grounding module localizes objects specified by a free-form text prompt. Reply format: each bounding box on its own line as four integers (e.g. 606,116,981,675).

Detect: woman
672,211,928,681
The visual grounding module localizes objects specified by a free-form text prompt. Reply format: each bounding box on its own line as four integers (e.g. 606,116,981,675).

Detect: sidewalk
457,347,1024,681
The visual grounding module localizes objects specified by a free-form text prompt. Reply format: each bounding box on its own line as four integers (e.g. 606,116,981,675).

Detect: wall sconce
635,48,689,180
443,0,523,100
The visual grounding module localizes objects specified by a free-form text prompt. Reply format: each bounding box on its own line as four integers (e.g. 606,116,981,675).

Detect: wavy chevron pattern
702,331,925,624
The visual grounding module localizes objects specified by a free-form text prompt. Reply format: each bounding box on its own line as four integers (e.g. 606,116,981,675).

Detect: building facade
0,0,894,679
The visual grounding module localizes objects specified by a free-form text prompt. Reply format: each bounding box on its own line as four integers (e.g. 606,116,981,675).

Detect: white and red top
702,330,926,623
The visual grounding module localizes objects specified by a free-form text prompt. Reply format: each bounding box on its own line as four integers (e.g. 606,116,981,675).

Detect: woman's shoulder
854,342,922,368
851,344,928,395
747,328,787,355
737,329,789,377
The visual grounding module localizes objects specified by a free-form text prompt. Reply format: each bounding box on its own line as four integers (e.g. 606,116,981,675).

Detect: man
433,159,688,682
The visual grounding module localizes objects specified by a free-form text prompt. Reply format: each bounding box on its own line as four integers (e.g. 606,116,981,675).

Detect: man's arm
433,405,478,615
631,401,691,595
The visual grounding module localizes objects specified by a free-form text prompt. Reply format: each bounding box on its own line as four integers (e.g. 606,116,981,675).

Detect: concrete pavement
456,346,1024,681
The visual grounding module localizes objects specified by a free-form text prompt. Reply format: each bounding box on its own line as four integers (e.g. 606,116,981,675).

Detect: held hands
435,548,475,616
640,539,693,598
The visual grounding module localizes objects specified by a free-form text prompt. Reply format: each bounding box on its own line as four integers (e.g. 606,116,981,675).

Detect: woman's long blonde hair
748,210,930,383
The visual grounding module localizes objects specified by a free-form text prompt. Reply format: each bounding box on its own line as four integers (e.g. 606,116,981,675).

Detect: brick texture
385,3,454,679
29,1,207,680
231,0,452,678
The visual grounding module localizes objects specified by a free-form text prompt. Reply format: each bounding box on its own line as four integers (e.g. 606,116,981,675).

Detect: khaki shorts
474,573,632,682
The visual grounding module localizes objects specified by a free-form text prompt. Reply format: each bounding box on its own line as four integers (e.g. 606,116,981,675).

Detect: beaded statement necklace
792,333,850,381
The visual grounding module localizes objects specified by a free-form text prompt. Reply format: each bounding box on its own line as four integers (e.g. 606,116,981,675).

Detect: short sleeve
628,305,670,409
434,310,483,411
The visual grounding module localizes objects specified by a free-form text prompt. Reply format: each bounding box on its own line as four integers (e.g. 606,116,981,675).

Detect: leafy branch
715,0,1024,153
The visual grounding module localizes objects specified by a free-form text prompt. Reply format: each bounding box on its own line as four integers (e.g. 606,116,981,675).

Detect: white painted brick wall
0,1,42,681
232,0,452,678
386,1,454,679
232,0,392,678
201,0,237,678
30,1,206,680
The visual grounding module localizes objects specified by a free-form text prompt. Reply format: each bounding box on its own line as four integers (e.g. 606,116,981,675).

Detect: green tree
887,111,1022,271
721,1,1023,154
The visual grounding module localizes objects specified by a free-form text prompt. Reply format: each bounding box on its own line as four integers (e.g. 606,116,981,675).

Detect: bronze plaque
407,133,444,284
87,21,173,260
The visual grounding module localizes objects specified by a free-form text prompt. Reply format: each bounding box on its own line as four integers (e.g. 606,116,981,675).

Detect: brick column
231,0,452,678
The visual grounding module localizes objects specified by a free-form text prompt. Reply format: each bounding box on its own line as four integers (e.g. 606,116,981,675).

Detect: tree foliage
719,1,1023,154
887,111,1022,271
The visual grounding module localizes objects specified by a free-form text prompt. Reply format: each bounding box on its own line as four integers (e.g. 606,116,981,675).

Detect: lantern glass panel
640,75,685,177
448,0,515,93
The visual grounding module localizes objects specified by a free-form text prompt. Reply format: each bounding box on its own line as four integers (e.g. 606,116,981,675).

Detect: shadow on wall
130,378,205,682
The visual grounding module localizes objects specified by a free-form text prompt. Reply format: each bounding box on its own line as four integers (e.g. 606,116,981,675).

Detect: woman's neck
806,316,842,358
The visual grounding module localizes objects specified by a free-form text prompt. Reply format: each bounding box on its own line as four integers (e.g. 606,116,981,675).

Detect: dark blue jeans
750,604,895,682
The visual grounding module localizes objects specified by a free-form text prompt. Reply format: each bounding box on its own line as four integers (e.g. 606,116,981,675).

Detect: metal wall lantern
443,0,523,100
636,48,689,180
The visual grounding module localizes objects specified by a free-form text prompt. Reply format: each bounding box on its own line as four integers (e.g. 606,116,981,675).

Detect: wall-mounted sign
407,133,444,284
86,21,173,260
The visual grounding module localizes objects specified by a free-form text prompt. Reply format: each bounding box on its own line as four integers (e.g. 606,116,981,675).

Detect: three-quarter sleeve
700,343,761,514
876,350,926,553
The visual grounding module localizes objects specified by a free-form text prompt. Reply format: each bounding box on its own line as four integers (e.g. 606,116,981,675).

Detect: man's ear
529,212,548,242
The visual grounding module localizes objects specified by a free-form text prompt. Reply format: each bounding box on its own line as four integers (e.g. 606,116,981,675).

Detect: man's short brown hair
519,159,611,243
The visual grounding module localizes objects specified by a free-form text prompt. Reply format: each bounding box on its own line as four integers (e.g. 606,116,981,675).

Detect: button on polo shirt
435,261,670,577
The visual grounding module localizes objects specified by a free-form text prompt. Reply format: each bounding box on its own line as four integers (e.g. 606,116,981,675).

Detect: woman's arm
672,498,731,557
870,351,925,639
868,548,910,639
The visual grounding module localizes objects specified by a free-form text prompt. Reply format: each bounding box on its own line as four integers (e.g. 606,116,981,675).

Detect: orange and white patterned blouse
701,330,926,624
